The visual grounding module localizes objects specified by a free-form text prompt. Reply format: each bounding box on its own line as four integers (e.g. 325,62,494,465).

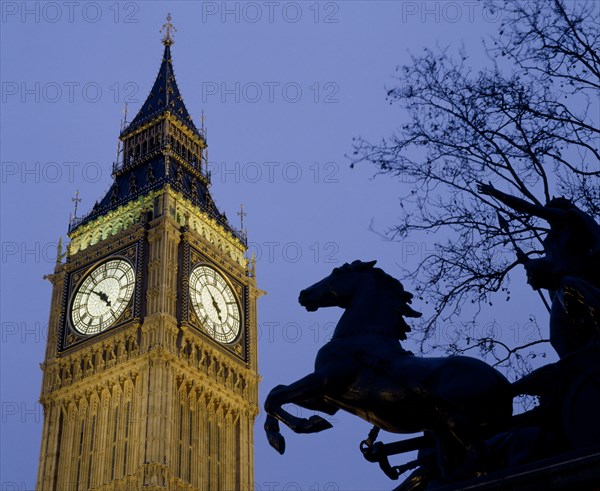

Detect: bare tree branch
351,0,599,371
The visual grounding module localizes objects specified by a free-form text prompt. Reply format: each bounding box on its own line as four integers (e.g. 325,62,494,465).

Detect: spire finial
55,237,67,265
237,204,247,232
161,13,176,46
71,190,82,221
69,189,81,224
123,101,129,129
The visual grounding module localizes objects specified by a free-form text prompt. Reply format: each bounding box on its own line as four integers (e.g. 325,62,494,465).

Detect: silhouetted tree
352,0,599,376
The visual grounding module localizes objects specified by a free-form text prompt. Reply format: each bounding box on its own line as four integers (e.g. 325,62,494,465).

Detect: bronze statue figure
264,188,600,487
477,183,600,358
264,260,513,485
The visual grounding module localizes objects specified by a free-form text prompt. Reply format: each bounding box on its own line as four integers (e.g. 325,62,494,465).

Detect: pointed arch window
122,401,131,476
75,417,85,489
110,405,119,480
86,414,96,488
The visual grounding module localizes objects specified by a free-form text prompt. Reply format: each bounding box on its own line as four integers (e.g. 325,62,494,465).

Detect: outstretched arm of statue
515,247,529,264
477,182,564,223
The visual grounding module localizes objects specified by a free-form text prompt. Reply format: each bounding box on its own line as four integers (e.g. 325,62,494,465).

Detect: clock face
70,258,136,336
189,265,241,344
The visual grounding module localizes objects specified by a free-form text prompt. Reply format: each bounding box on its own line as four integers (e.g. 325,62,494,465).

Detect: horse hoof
297,415,334,434
267,432,286,454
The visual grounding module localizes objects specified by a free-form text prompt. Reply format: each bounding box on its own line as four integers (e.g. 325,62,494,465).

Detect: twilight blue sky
1,2,549,490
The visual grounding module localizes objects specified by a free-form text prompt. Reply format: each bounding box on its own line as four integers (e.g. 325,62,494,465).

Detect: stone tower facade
36,18,260,491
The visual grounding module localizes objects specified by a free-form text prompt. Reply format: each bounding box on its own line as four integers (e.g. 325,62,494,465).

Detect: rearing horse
264,260,512,480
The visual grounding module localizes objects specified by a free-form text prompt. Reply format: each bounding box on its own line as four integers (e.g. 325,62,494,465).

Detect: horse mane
341,260,414,300
340,260,418,340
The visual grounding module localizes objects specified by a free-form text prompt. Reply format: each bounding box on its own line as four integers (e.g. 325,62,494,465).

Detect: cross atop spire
161,13,176,46
71,190,82,220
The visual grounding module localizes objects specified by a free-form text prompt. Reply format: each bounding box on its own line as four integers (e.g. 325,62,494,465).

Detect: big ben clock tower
36,16,260,491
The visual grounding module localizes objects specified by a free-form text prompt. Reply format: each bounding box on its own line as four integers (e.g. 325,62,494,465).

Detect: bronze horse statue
264,260,513,483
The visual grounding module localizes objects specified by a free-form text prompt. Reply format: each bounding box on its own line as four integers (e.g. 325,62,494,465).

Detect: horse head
298,260,377,311
299,260,422,340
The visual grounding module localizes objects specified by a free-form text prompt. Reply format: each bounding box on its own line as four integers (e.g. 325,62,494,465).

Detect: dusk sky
1,2,550,490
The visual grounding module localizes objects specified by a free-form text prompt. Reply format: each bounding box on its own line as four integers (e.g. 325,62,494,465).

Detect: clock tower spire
36,17,260,490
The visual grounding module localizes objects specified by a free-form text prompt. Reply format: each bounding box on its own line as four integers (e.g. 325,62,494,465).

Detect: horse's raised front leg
265,415,286,454
264,371,336,453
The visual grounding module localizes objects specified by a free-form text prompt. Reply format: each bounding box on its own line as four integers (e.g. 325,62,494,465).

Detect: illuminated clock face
189,265,241,344
70,259,136,336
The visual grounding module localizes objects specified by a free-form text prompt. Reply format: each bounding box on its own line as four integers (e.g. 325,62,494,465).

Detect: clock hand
92,290,112,307
207,290,223,322
91,290,105,303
